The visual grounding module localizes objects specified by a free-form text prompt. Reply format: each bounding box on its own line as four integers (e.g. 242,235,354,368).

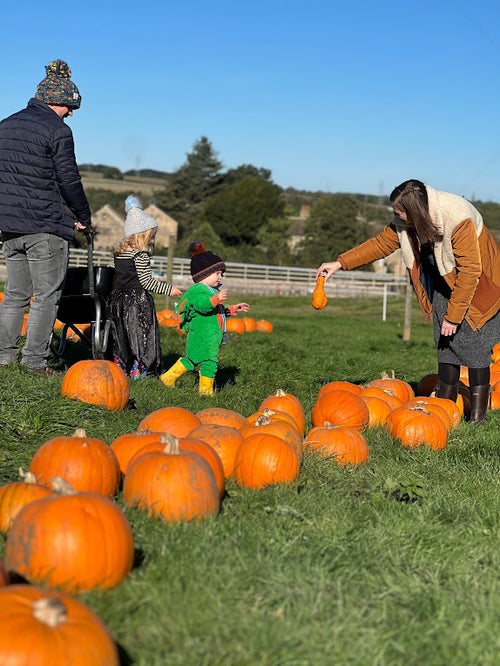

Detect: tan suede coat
338,220,500,330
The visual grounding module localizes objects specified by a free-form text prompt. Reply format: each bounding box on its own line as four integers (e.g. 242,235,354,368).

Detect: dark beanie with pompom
189,241,226,283
35,60,81,109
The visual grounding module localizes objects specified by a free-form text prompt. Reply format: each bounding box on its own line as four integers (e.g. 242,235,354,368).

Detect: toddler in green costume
160,242,250,395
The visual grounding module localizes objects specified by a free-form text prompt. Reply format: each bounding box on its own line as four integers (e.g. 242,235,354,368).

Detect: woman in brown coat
316,179,500,423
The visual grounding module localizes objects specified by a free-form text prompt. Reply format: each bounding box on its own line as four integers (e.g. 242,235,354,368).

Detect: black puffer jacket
0,98,91,240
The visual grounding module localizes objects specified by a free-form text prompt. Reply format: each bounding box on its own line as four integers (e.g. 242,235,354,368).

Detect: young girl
317,179,500,423
108,196,182,378
160,241,249,395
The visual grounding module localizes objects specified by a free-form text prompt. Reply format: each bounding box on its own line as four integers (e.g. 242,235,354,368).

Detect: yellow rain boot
199,375,215,396
160,359,187,387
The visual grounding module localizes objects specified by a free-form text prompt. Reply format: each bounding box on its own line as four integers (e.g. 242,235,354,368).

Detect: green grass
2,295,500,665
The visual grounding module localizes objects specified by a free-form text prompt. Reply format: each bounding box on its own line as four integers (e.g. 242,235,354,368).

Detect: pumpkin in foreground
61,360,129,411
6,480,134,593
0,584,119,666
304,424,369,465
0,469,54,532
124,436,220,521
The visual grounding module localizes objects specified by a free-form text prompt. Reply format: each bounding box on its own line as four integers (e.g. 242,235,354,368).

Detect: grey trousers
0,232,69,369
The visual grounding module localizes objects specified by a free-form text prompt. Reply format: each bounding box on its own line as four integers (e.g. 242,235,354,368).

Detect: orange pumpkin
110,430,165,476
138,406,202,438
0,584,119,665
187,423,245,478
311,274,327,310
196,407,249,430
241,317,257,332
123,437,220,522
386,404,448,450
0,469,54,532
259,389,306,436
359,386,403,412
408,396,461,428
311,390,369,430
240,414,303,461
233,433,300,489
366,371,414,403
29,428,121,497
304,424,369,465
61,360,130,411
5,481,134,593
256,320,273,333
316,381,363,400
226,318,246,334
247,407,301,433
359,395,392,427
0,557,8,586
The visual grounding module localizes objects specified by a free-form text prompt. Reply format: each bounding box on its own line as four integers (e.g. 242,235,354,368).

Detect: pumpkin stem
50,477,78,495
33,597,67,628
18,467,37,484
380,371,390,380
159,433,180,454
275,389,287,397
255,414,271,426
73,428,86,438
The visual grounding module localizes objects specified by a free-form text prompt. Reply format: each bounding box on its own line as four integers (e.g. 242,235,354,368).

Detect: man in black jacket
0,60,91,374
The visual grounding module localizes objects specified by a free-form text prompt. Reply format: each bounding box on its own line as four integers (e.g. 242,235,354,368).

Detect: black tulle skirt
107,287,162,376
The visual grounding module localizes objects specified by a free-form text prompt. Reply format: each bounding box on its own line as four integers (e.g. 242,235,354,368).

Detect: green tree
297,193,371,267
256,217,293,265
200,176,285,246
155,136,224,236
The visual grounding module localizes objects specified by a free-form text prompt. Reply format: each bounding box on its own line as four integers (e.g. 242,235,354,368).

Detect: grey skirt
432,290,500,367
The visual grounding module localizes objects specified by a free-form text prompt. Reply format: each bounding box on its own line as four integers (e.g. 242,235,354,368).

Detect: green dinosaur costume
176,283,235,378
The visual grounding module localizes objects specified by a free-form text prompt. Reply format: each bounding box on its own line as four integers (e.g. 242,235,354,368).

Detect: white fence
63,249,407,298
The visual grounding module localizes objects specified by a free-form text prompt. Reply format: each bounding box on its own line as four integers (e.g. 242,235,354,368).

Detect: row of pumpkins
1,365,498,662
157,308,274,334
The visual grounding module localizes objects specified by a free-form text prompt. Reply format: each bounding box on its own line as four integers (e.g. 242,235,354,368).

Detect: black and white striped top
114,250,173,296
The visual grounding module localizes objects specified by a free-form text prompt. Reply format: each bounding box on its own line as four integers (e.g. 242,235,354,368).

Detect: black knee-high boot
469,385,490,423
435,381,458,402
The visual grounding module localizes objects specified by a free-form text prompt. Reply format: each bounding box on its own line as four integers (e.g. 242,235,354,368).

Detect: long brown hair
390,179,439,244
114,228,156,256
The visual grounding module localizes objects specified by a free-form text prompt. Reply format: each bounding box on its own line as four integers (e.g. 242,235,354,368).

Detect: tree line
81,137,500,268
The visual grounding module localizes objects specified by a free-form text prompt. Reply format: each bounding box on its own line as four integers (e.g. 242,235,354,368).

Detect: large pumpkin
110,430,166,476
126,433,226,498
239,414,303,461
304,424,369,465
0,584,119,665
29,428,121,497
386,404,448,450
359,395,392,428
233,433,300,490
138,406,201,437
311,389,369,430
366,371,414,403
5,480,134,593
61,360,129,411
123,437,220,522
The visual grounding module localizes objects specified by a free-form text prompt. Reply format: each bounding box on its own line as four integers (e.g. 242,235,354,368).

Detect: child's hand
171,286,182,296
235,303,250,312
218,289,228,302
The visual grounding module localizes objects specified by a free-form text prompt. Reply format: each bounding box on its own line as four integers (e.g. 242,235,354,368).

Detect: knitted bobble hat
35,60,81,109
124,198,158,237
189,241,226,283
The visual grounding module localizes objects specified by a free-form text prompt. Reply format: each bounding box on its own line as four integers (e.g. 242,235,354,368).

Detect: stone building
91,204,178,252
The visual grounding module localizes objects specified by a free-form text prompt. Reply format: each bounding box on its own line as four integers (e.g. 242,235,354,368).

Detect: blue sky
3,0,500,202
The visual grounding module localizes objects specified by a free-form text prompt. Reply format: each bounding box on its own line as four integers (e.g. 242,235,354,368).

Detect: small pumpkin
359,395,392,427
311,389,369,430
311,273,328,310
226,318,246,334
6,479,134,593
123,436,220,522
233,433,300,489
0,584,119,665
240,414,303,461
138,406,202,438
61,360,130,411
241,317,257,332
0,468,54,532
256,320,273,333
110,430,166,476
304,423,369,465
29,428,121,497
366,371,414,403
386,404,448,450
316,380,363,401
259,389,306,436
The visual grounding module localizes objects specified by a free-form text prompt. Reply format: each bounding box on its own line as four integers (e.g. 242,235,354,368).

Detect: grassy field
1,294,500,665
80,172,166,196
